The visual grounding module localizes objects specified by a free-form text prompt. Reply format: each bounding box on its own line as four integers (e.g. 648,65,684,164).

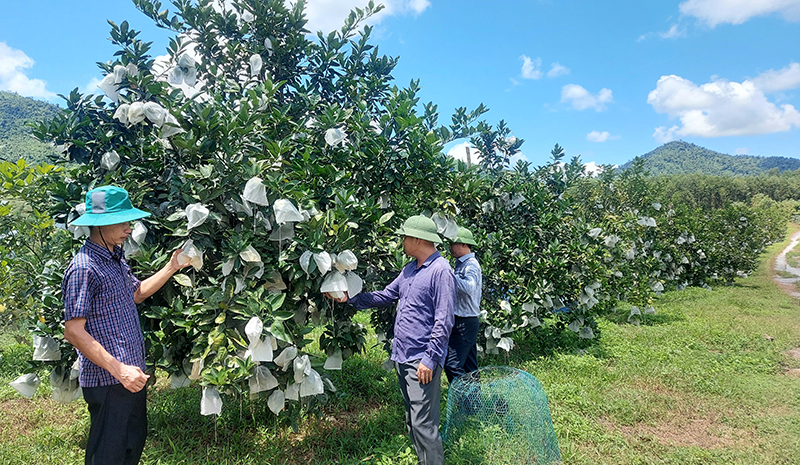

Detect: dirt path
773,230,800,298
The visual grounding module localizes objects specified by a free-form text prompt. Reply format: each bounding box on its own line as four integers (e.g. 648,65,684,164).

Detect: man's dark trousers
83,383,147,465
444,315,479,383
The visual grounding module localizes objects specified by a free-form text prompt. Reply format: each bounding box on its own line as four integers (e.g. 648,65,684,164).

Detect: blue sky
2,0,800,168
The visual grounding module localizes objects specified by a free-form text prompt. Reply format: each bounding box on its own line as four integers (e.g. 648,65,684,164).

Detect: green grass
2,228,800,464
786,248,800,268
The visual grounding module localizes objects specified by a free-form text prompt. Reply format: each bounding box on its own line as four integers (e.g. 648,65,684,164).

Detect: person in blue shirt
62,185,189,465
324,215,455,465
444,226,482,384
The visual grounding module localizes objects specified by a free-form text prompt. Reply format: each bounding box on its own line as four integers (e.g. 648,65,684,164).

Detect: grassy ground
2,227,800,464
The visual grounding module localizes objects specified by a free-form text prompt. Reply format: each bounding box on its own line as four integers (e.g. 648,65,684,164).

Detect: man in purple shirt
325,215,455,465
62,185,189,465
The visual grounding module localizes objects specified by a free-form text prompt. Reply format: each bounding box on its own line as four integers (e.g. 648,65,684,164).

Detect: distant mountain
620,141,800,176
0,91,61,165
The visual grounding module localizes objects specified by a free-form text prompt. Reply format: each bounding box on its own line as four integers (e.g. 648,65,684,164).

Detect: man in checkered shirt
62,185,189,465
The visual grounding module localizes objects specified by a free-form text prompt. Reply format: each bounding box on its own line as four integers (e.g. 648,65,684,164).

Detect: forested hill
0,91,61,165
620,141,800,176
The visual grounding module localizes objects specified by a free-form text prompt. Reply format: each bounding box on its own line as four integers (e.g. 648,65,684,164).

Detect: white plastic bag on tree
249,365,278,398
293,355,311,383
113,64,128,84
131,221,147,244
97,74,120,102
273,346,297,369
324,127,347,147
268,389,285,415
169,371,191,389
264,270,286,294
239,245,261,264
100,150,120,171
32,335,60,361
345,272,362,297
285,382,300,401
177,239,203,270
222,257,235,276
300,250,313,275
200,386,222,416
249,53,263,77
144,102,167,127
245,316,263,345
314,252,332,276
127,101,145,124
161,113,184,137
186,203,209,230
50,367,81,403
9,373,40,398
333,250,358,272
268,223,294,242
189,358,204,380
300,369,324,397
273,199,304,224
323,348,343,370
113,103,130,125
320,271,348,299
243,177,269,206
245,317,274,362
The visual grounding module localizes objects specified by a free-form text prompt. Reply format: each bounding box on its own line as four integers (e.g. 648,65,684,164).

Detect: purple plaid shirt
348,251,455,369
62,239,145,387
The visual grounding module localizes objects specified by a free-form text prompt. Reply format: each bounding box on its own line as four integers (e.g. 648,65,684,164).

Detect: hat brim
395,227,442,244
70,209,151,227
450,238,477,246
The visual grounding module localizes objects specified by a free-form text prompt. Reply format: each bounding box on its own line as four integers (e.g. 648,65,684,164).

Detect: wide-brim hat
70,185,151,227
395,215,442,244
451,226,477,246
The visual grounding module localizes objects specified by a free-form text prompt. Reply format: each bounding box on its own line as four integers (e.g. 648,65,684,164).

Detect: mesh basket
443,366,561,464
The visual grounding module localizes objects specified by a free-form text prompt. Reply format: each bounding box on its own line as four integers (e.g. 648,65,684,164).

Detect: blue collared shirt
454,252,482,318
62,240,145,387
348,251,455,369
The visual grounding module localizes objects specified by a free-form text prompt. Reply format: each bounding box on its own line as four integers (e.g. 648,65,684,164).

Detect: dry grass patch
0,397,83,441
600,416,747,449
599,381,754,450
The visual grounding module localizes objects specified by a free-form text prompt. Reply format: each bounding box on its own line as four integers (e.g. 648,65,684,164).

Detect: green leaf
269,321,291,343
173,274,192,287
378,211,394,224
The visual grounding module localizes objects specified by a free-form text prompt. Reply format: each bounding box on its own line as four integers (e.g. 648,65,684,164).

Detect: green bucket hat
451,227,478,246
395,215,442,243
70,185,151,227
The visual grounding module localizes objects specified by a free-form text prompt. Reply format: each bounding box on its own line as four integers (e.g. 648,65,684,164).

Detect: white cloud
659,24,686,38
735,147,749,154
586,130,619,142
303,0,430,34
446,141,526,166
447,142,482,164
556,160,606,177
519,57,569,80
561,84,614,111
583,161,605,176
546,62,570,78
520,55,542,80
679,0,800,27
751,62,800,93
648,73,800,140
81,77,103,96
0,42,55,99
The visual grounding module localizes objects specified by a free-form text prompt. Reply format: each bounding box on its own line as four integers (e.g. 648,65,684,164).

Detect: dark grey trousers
395,361,444,465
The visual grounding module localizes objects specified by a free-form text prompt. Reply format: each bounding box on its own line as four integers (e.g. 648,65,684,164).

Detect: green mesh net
443,366,561,464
